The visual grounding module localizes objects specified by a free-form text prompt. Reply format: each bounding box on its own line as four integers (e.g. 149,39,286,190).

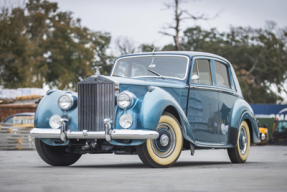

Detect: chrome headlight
49,114,61,129
119,114,133,128
117,91,134,109
58,93,74,110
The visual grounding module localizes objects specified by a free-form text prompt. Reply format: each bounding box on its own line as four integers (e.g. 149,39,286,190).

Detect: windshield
112,56,189,80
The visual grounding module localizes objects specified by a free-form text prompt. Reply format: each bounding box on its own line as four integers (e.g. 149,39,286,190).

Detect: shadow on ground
32,161,256,169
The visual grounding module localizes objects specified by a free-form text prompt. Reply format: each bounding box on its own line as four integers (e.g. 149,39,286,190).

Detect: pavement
0,145,286,192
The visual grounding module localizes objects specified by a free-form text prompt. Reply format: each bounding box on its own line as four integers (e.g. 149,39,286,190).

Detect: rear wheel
136,112,183,168
35,138,81,166
228,121,250,163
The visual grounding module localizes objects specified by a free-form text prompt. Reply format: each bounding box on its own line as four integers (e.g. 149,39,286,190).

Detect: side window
214,61,231,88
192,59,212,85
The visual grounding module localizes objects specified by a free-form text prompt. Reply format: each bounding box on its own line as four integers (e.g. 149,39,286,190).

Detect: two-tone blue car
30,51,263,168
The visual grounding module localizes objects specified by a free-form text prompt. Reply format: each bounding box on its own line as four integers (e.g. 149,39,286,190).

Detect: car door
213,59,239,144
187,58,220,143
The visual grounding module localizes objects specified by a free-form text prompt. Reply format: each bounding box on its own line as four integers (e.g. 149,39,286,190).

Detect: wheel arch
244,118,253,144
230,98,260,145
163,106,181,126
140,87,195,144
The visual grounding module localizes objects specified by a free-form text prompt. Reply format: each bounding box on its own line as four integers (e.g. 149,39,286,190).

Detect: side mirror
191,75,200,84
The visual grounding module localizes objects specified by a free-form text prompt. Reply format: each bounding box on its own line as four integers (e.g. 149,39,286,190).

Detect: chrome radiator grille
78,76,115,131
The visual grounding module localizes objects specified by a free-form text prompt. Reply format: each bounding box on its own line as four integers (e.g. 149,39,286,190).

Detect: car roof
119,51,230,64
2,112,35,122
8,112,35,116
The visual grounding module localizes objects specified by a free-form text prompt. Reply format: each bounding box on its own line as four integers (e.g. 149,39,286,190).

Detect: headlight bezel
58,93,74,111
117,91,135,109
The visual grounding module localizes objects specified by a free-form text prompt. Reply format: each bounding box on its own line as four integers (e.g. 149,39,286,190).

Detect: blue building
250,104,287,120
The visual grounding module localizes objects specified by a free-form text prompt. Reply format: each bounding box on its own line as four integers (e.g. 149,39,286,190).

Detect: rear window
214,61,231,88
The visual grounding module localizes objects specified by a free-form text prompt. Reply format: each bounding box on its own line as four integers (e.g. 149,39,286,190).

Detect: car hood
104,76,187,89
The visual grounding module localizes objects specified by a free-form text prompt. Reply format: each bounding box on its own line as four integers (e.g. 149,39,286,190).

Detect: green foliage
161,44,176,51
139,44,156,52
0,0,113,90
182,24,287,103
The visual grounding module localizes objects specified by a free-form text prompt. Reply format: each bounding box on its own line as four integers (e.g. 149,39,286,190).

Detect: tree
159,0,216,51
139,44,157,52
0,0,113,90
115,36,137,55
182,23,287,103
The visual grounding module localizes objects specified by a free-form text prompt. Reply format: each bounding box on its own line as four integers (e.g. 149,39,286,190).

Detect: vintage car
30,51,263,168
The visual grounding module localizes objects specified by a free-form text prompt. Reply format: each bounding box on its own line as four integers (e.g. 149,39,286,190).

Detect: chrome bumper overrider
30,128,159,141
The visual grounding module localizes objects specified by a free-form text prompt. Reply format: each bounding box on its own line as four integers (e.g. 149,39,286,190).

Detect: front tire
35,138,81,166
136,112,183,168
228,121,251,163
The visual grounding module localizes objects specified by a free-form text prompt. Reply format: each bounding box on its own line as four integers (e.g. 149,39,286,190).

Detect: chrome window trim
190,56,215,86
213,59,233,89
111,55,190,80
191,56,240,94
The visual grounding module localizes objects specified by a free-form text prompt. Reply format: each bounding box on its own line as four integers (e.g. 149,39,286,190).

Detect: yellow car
258,126,268,144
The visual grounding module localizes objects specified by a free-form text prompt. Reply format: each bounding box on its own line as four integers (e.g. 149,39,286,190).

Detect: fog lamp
49,114,61,129
119,114,133,129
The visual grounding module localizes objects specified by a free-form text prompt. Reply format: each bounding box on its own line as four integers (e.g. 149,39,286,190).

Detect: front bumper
30,128,159,141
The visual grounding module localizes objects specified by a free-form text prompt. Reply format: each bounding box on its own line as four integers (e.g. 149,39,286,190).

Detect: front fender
34,90,78,131
230,98,260,144
140,86,195,143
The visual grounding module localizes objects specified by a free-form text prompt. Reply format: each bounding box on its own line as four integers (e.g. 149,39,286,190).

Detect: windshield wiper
148,69,164,79
112,74,124,77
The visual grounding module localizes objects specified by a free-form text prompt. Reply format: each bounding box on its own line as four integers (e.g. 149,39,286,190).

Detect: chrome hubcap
151,123,176,158
242,136,247,145
160,134,169,146
239,126,248,155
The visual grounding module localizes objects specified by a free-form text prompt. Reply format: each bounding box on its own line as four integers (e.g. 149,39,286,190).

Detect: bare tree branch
159,0,220,51
115,36,137,55
244,51,264,81
159,31,174,36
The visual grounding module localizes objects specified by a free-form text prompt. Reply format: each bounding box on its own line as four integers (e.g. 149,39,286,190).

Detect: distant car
2,113,35,124
257,123,269,144
269,119,287,145
30,51,263,168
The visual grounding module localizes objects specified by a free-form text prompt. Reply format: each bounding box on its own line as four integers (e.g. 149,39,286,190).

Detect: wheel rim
239,126,248,155
151,123,176,158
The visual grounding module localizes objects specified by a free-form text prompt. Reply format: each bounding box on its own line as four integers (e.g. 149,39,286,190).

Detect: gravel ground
0,145,286,192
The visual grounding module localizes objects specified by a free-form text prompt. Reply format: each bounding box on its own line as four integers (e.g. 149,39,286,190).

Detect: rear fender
230,99,260,145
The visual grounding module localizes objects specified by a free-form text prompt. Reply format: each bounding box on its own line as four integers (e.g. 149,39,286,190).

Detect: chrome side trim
189,85,242,97
195,141,234,148
30,128,159,140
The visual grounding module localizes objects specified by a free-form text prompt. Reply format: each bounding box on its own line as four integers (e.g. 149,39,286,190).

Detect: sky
53,0,287,55
52,0,287,102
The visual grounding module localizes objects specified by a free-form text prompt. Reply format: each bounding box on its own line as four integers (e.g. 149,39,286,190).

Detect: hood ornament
94,66,102,76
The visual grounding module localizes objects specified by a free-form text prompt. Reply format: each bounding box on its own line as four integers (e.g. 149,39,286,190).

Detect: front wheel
227,121,251,163
35,138,81,166
136,112,183,168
